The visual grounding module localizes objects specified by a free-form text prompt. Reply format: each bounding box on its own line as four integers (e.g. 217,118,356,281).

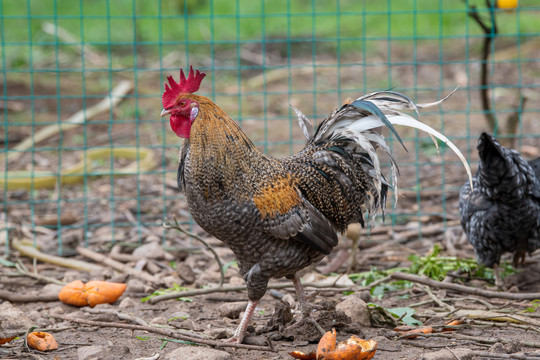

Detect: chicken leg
287,273,326,336
228,299,259,343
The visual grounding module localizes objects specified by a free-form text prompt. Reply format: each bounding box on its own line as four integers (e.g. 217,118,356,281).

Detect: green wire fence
1,0,539,256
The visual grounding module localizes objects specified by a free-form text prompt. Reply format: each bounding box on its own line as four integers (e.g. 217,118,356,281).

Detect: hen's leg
493,264,503,289
227,300,258,344
287,273,326,335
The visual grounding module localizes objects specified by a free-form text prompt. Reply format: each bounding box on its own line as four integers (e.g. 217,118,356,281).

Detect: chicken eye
179,100,187,107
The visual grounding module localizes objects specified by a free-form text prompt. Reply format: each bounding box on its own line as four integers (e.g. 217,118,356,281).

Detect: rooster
161,66,472,343
459,132,540,287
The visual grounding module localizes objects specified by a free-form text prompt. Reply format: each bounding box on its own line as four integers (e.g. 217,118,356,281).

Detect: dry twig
397,331,540,348
12,238,103,273
49,314,274,352
390,272,540,300
76,246,160,286
0,290,58,303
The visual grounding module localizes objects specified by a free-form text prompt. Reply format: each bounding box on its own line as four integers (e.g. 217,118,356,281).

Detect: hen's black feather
459,132,540,267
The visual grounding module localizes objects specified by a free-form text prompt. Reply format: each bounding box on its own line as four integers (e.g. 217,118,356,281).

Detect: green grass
1,0,539,69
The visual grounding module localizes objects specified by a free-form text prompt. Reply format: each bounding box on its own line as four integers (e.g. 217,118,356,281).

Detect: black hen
459,132,540,285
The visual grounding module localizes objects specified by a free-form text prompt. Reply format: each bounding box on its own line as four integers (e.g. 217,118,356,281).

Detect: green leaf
140,283,189,302
0,257,16,267
387,307,423,326
222,260,237,272
522,299,540,313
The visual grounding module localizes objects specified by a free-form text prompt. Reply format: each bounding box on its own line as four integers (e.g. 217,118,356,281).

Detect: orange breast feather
253,176,302,218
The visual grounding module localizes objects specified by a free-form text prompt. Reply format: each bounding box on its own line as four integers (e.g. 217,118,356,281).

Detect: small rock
42,283,63,296
162,275,183,288
89,267,114,280
490,341,522,354
125,279,146,293
335,295,370,327
490,343,505,353
169,311,190,321
109,273,128,283
166,346,232,360
204,327,233,340
49,306,65,315
421,348,474,360
77,346,105,360
118,297,140,309
171,318,194,330
132,241,167,260
356,290,371,303
175,262,196,284
150,316,168,326
78,345,131,360
218,301,247,319
502,342,522,354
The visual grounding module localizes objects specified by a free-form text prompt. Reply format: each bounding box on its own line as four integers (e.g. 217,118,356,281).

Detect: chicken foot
228,299,259,344
285,273,326,336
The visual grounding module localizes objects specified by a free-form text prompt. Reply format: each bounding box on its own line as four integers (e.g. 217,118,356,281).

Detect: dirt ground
2,172,540,359
2,42,540,359
1,236,540,360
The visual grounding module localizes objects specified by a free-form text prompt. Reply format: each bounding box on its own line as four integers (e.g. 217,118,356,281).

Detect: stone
77,346,105,360
132,241,167,259
335,295,371,327
218,301,247,319
420,348,474,360
165,346,232,360
204,327,233,339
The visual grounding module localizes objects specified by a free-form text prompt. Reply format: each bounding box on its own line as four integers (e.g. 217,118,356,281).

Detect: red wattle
170,114,191,138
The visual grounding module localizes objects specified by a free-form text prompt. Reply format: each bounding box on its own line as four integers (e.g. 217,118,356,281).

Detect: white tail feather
305,90,473,202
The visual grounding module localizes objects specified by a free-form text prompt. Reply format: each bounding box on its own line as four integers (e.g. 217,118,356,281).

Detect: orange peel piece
58,280,126,307
27,332,58,351
0,336,16,345
316,329,377,360
399,326,433,339
289,350,317,359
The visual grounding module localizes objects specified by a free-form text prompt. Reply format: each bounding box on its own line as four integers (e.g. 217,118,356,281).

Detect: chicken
161,66,472,343
459,132,540,286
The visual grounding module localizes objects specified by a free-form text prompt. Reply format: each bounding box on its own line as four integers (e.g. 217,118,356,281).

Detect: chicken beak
160,109,171,117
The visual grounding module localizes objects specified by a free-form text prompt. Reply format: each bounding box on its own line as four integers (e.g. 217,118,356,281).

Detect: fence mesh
1,0,539,256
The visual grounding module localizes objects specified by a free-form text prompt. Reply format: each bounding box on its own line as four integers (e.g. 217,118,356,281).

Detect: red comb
162,66,206,109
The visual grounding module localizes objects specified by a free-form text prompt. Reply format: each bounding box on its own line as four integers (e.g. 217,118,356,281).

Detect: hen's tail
292,89,473,201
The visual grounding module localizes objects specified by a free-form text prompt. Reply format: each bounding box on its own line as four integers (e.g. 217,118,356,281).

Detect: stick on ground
390,272,540,301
